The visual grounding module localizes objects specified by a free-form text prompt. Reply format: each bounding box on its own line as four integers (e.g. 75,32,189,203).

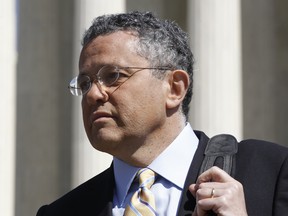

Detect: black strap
199,134,238,177
199,134,238,216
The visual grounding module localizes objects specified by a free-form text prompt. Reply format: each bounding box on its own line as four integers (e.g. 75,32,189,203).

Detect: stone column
16,1,74,215
242,0,288,145
188,0,243,139
71,0,125,187
0,1,16,215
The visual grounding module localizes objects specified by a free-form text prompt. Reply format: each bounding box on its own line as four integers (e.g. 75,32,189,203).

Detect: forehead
79,31,146,71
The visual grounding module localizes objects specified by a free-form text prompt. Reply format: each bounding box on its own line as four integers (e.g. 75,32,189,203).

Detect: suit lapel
92,165,114,216
176,131,209,216
98,202,113,216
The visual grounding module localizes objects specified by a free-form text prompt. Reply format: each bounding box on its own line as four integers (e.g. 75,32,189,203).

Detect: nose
84,82,109,105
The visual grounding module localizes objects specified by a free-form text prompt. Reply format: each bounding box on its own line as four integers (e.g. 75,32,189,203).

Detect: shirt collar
113,123,199,206
113,157,139,206
148,123,198,189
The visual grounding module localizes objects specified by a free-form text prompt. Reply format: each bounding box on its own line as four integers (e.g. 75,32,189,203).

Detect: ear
165,70,189,109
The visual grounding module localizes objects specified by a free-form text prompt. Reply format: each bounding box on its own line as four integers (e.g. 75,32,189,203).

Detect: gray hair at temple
82,11,194,120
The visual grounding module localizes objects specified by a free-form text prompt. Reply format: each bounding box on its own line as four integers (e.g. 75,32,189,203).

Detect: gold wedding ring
211,188,215,198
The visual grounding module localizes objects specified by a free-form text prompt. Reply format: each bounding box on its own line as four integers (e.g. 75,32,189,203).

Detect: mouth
90,111,114,124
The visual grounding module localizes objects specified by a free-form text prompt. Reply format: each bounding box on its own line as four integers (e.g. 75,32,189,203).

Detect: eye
116,70,130,81
77,75,91,93
101,70,119,86
98,65,129,86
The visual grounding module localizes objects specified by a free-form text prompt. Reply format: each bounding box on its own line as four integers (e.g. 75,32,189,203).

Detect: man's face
79,31,169,160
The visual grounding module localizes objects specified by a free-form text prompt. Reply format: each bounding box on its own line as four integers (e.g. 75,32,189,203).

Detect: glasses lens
69,75,91,96
98,65,119,87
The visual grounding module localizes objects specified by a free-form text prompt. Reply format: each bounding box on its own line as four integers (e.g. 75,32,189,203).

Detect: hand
189,166,248,216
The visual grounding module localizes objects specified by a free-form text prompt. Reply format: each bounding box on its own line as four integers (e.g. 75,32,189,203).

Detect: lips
90,111,114,123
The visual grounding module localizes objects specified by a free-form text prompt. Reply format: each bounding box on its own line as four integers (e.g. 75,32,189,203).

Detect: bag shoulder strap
199,134,238,177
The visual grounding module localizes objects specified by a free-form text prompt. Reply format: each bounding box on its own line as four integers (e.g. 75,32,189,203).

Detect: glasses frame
68,65,173,96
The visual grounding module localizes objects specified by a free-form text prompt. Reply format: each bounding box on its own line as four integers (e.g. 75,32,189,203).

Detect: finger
197,182,240,200
190,182,224,198
189,184,197,197
196,187,217,200
196,203,209,216
196,166,233,185
197,197,219,212
192,205,207,216
191,207,198,216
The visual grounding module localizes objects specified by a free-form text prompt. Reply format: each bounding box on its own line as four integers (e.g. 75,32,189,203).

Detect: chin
90,134,120,153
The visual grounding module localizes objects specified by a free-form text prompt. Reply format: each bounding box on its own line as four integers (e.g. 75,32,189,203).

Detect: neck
119,114,186,167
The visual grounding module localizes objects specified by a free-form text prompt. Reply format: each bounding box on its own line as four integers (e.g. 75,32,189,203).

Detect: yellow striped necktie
124,168,157,216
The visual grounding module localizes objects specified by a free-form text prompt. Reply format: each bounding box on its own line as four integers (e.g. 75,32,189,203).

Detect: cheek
119,91,166,125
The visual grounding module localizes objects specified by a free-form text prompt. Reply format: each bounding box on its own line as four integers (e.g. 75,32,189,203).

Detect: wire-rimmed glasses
68,65,172,96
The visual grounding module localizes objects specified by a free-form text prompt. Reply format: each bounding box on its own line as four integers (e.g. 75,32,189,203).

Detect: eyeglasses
68,65,172,96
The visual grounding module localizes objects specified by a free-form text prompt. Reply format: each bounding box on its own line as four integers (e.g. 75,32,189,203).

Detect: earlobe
166,70,189,109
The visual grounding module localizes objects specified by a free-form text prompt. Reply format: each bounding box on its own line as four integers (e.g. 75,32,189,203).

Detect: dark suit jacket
37,131,288,216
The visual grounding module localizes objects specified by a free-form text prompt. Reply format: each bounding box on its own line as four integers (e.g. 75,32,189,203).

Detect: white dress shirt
112,123,199,215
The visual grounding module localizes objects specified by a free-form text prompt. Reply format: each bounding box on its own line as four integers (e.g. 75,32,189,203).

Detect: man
37,11,288,216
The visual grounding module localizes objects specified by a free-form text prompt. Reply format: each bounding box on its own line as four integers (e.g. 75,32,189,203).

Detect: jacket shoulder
235,138,288,176
238,138,288,160
36,166,114,216
235,139,288,215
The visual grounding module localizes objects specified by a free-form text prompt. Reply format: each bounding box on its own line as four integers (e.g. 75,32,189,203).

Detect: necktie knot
124,168,157,216
138,168,156,189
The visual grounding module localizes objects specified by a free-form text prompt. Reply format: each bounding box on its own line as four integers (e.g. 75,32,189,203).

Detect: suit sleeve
273,154,288,215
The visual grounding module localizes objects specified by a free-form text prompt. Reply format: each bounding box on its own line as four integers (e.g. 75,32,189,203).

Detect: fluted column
0,1,16,215
72,0,125,187
242,0,288,145
188,0,243,139
16,1,74,215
